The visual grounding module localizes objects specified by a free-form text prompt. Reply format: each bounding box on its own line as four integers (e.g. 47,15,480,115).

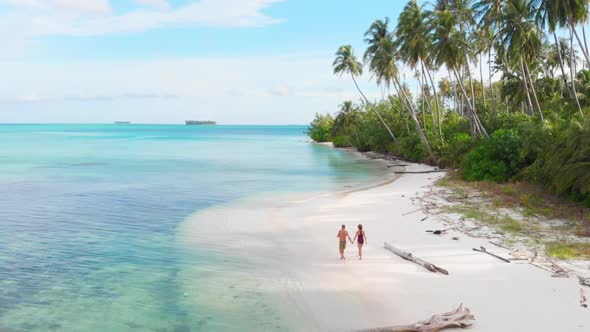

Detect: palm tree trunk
350,74,398,142
569,27,584,117
448,70,459,114
420,65,436,134
488,48,496,113
583,25,590,68
571,19,590,66
553,31,569,97
416,70,429,130
391,76,436,163
424,61,444,145
479,53,487,107
453,68,488,138
466,64,477,107
519,60,535,115
390,86,411,134
523,60,544,121
455,70,479,134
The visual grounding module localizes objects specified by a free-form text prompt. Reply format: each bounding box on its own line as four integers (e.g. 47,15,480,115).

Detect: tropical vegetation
308,0,590,207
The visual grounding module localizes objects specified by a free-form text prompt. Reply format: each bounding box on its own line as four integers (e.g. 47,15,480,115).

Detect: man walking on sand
337,225,353,260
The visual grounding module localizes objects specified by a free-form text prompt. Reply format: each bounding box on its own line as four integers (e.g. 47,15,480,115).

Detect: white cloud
0,0,284,40
0,0,111,13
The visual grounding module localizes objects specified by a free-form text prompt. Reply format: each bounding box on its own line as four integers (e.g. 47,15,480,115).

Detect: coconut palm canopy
316,0,590,202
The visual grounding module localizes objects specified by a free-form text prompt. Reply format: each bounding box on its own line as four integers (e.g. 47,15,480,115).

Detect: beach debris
395,169,447,174
578,276,590,287
426,227,456,235
384,242,449,275
472,246,510,263
351,304,474,332
452,237,460,241
550,262,569,278
420,217,428,222
581,288,588,308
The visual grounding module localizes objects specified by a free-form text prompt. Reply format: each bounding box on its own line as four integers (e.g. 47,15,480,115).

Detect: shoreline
178,147,590,331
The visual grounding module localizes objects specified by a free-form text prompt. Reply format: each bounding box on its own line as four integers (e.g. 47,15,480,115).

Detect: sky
0,0,408,124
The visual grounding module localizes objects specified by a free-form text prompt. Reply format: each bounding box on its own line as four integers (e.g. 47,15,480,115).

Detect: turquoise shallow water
0,124,384,332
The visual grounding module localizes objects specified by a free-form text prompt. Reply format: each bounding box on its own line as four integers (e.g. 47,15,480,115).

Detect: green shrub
462,129,524,182
522,117,590,199
332,135,351,148
440,132,474,168
307,113,334,142
393,133,425,162
442,112,470,139
487,111,532,132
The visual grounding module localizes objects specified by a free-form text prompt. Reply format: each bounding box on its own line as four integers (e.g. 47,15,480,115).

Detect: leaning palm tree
363,19,391,63
366,36,437,162
497,0,544,120
333,45,397,143
395,0,444,144
535,0,589,64
429,8,488,138
535,0,585,115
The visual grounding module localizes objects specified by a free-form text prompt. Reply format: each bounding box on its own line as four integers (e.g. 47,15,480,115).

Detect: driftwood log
352,304,475,332
384,242,449,275
473,246,510,263
395,170,446,174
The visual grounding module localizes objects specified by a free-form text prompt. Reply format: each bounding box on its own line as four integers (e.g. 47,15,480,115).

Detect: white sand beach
179,162,590,332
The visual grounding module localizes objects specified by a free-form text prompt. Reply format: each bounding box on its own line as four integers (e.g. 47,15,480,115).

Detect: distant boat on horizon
114,121,131,124
185,120,216,125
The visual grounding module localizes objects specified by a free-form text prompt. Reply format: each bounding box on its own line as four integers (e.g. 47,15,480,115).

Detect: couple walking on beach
337,224,367,260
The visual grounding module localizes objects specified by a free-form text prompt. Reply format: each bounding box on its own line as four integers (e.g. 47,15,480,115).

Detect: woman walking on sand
353,224,367,260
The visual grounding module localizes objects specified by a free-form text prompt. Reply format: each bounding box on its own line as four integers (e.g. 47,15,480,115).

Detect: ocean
0,124,385,332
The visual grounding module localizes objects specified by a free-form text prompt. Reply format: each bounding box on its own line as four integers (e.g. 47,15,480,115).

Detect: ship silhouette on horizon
185,120,216,125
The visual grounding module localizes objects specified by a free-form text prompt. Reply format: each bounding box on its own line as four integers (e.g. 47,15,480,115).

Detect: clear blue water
0,124,384,332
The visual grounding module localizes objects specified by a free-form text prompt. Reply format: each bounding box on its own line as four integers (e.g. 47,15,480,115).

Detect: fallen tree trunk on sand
394,170,446,174
384,242,449,275
352,304,475,332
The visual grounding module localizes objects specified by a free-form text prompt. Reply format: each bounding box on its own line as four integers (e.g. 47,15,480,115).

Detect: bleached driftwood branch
472,246,510,263
352,304,475,332
384,242,449,275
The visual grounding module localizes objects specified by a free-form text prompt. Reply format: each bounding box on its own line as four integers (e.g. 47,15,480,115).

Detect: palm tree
438,77,454,109
535,0,585,115
364,32,436,162
496,0,544,120
363,19,391,63
535,0,590,67
395,0,444,144
333,45,398,143
332,101,362,146
429,7,488,138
